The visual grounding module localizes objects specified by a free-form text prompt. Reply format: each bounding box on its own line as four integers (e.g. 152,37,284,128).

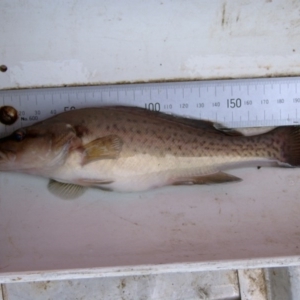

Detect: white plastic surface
1,0,300,89
1,167,300,282
1,0,300,283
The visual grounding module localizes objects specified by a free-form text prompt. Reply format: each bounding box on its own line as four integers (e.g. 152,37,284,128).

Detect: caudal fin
280,126,300,167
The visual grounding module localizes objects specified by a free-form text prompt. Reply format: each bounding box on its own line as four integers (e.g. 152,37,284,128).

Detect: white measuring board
0,77,300,136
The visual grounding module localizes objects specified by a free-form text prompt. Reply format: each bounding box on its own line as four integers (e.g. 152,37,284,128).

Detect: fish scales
0,106,298,199
44,107,279,159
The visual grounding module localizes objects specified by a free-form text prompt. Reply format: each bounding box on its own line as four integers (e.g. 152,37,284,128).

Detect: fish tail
279,126,300,167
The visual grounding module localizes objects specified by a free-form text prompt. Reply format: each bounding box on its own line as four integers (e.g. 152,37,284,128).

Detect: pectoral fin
48,180,86,200
172,172,242,185
83,135,123,165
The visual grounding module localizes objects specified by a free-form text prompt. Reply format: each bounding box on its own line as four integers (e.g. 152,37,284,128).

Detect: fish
0,106,299,199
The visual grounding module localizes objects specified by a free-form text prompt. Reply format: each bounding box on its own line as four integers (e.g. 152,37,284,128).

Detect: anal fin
172,172,242,186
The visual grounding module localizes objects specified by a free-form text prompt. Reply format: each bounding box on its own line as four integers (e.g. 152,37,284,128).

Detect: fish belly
50,153,272,192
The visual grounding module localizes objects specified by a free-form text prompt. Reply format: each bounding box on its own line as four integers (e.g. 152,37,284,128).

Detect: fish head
0,122,79,173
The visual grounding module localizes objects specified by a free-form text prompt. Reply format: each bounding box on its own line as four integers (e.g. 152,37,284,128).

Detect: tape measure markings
0,77,300,136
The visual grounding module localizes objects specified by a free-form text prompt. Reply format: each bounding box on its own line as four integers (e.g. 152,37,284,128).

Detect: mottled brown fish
0,106,298,199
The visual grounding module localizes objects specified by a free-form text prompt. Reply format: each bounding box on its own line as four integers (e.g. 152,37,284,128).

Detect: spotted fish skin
0,106,299,198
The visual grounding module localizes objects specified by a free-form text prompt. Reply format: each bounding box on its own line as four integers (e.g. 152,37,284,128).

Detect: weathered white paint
3,270,240,300
1,0,300,89
9,60,97,88
238,269,268,300
1,256,300,284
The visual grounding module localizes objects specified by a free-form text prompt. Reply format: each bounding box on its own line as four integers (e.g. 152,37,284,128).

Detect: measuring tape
0,77,299,136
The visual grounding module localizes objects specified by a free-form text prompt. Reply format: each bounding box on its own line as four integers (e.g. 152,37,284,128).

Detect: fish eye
13,130,26,142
